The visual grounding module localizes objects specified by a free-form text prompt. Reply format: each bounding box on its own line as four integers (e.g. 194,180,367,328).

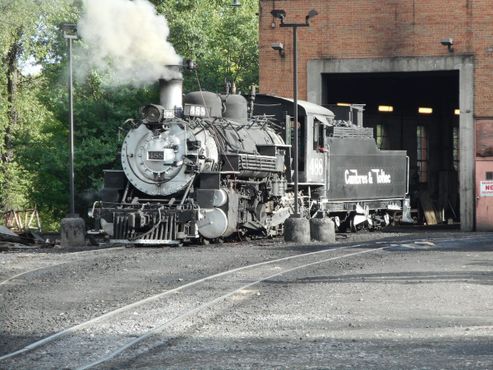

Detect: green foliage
0,0,76,226
0,0,259,230
158,0,259,93
29,67,157,227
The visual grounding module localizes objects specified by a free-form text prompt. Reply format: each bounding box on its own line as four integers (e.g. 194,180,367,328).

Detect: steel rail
0,243,365,362
78,246,388,370
2,233,490,365
82,234,493,369
0,234,481,288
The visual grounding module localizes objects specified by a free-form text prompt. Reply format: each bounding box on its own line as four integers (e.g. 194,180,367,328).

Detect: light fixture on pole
62,23,78,216
231,0,241,7
271,8,318,217
271,42,285,57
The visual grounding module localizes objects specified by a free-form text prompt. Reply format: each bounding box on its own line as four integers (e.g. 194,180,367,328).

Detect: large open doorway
308,56,475,231
322,71,460,225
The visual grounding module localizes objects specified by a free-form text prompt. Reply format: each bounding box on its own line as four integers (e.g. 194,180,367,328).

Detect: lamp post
62,23,78,216
60,23,85,248
271,9,318,217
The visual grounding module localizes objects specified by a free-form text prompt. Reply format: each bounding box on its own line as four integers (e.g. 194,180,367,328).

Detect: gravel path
1,229,492,369
100,235,493,369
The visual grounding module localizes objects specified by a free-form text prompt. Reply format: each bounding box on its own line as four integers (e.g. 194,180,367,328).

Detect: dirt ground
1,228,492,369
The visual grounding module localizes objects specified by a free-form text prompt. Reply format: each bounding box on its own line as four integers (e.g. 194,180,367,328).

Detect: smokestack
159,77,183,112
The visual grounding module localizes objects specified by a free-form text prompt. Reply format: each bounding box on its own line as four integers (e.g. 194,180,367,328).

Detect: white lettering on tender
344,169,369,184
344,169,392,185
371,169,392,184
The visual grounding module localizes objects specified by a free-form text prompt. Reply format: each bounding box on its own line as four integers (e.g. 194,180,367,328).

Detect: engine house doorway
322,71,460,226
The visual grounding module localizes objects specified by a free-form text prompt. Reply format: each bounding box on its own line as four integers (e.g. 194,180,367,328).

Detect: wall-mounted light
378,105,394,113
337,102,351,107
271,9,286,21
305,9,318,24
271,42,285,57
418,107,433,114
454,109,460,115
440,38,454,52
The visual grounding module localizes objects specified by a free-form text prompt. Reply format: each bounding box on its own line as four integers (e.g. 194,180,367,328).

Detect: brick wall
259,0,493,118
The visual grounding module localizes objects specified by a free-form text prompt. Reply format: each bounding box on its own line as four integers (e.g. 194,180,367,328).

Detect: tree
0,0,75,212
21,70,157,226
157,0,259,93
0,0,260,230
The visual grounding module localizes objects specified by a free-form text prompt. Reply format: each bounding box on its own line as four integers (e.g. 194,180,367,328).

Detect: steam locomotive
89,75,412,245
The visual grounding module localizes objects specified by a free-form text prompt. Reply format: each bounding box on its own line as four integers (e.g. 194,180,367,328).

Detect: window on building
452,126,459,171
416,125,428,183
375,124,387,149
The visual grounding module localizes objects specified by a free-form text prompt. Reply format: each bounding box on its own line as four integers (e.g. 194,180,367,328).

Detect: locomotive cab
253,94,335,186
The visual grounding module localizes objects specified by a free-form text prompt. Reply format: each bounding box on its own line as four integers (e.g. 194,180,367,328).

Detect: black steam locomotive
89,76,411,245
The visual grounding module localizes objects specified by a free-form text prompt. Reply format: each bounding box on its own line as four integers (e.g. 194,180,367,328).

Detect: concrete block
60,217,86,248
310,217,336,243
284,217,310,243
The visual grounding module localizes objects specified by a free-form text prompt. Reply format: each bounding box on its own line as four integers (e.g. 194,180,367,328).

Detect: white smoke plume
77,0,181,86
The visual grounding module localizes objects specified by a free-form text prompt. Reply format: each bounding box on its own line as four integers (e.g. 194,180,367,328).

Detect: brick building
258,0,493,231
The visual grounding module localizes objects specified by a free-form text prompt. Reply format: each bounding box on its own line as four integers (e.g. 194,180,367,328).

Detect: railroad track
0,242,387,369
1,234,491,369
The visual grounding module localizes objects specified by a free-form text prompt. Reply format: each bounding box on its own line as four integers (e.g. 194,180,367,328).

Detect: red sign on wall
480,181,493,197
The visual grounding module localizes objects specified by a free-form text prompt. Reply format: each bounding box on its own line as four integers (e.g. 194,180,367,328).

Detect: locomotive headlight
141,104,163,123
141,104,175,123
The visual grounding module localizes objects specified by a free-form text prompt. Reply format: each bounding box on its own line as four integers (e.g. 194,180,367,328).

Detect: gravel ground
1,227,492,369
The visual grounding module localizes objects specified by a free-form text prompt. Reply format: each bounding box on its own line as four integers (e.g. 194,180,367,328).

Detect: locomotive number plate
147,151,165,160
